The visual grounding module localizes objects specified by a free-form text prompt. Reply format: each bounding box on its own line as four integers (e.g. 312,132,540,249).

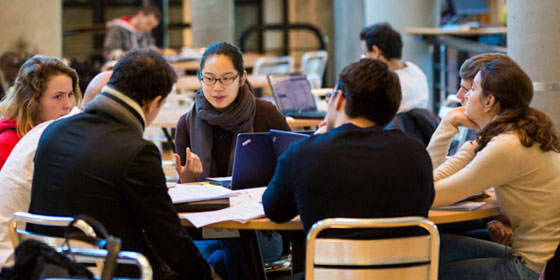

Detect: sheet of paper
435,201,485,211
230,187,267,206
168,183,234,204
180,201,265,228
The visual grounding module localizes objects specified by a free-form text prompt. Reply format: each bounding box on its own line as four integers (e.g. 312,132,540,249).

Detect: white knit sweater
427,119,560,273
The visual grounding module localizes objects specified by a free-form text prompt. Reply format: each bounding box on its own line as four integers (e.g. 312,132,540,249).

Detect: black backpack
0,215,121,280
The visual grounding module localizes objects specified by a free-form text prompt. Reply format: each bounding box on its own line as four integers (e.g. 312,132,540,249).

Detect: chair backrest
252,56,295,75
9,212,97,249
60,247,153,280
305,217,439,280
300,51,328,87
386,108,440,147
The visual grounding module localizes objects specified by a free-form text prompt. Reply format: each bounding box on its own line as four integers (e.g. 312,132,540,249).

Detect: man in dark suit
263,59,435,234
29,50,217,279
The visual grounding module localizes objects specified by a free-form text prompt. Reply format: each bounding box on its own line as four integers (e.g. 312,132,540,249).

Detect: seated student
174,41,290,182
28,50,218,280
174,41,289,280
263,58,434,235
103,5,175,60
360,22,429,113
0,71,111,265
431,55,560,280
0,55,81,171
429,53,513,245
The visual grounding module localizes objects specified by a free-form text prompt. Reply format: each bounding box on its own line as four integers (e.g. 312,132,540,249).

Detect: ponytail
476,106,560,153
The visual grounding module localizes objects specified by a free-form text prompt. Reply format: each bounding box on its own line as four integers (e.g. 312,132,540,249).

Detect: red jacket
0,118,21,170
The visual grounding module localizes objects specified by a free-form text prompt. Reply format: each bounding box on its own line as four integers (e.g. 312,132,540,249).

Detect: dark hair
199,42,244,77
108,49,176,106
459,53,506,80
476,56,560,153
198,41,253,91
338,58,401,126
139,5,162,21
359,22,403,60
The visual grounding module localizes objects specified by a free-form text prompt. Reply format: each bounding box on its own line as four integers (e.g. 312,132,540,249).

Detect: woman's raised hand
445,106,480,130
174,147,203,183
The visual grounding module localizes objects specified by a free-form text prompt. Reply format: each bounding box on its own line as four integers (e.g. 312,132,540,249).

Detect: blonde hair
0,55,82,137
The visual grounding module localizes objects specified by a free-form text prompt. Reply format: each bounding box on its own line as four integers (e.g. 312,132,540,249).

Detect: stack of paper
168,183,234,204
180,201,265,228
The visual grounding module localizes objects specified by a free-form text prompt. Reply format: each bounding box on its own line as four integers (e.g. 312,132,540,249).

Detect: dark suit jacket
28,92,212,280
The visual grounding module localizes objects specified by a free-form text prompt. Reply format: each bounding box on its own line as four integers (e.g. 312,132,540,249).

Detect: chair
10,212,152,280
305,217,439,280
386,108,440,147
300,51,328,88
58,247,153,280
9,212,98,249
252,56,295,75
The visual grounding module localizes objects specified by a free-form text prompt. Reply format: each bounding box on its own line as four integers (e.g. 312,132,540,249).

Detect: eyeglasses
199,73,240,86
325,85,345,103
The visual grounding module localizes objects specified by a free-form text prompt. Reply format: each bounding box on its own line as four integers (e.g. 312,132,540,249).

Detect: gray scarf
187,84,257,178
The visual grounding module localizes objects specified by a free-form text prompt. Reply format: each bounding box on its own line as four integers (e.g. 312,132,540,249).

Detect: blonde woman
0,55,81,170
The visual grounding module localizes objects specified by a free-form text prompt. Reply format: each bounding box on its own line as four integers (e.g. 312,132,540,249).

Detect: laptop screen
268,73,317,113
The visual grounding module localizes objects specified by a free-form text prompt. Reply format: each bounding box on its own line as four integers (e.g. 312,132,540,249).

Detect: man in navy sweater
263,59,434,234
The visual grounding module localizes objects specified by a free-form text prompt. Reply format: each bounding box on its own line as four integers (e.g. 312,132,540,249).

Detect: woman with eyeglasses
174,41,290,183
174,41,289,280
431,55,560,280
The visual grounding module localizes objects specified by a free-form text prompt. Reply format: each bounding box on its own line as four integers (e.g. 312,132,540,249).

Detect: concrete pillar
0,0,62,58
363,0,440,110
508,0,560,127
333,0,364,79
190,0,234,47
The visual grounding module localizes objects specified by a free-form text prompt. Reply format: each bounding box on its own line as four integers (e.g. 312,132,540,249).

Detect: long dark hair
476,56,560,153
198,42,254,92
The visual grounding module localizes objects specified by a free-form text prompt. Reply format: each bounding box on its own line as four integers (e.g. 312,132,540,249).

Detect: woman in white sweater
431,55,560,280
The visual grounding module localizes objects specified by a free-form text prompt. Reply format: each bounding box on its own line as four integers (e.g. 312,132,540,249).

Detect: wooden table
150,108,322,152
180,197,500,230
405,26,507,36
180,196,499,280
151,108,322,130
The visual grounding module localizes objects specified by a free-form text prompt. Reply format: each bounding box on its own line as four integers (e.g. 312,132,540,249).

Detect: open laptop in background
268,72,326,119
208,130,309,189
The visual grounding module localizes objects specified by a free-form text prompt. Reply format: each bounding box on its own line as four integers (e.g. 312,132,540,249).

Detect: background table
151,107,322,152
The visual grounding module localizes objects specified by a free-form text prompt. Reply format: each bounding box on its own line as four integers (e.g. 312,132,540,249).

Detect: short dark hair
139,5,162,21
108,49,177,106
338,58,401,126
359,22,403,60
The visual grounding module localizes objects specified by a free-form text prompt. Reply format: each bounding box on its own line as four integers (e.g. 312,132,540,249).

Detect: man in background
103,5,175,60
360,22,429,113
